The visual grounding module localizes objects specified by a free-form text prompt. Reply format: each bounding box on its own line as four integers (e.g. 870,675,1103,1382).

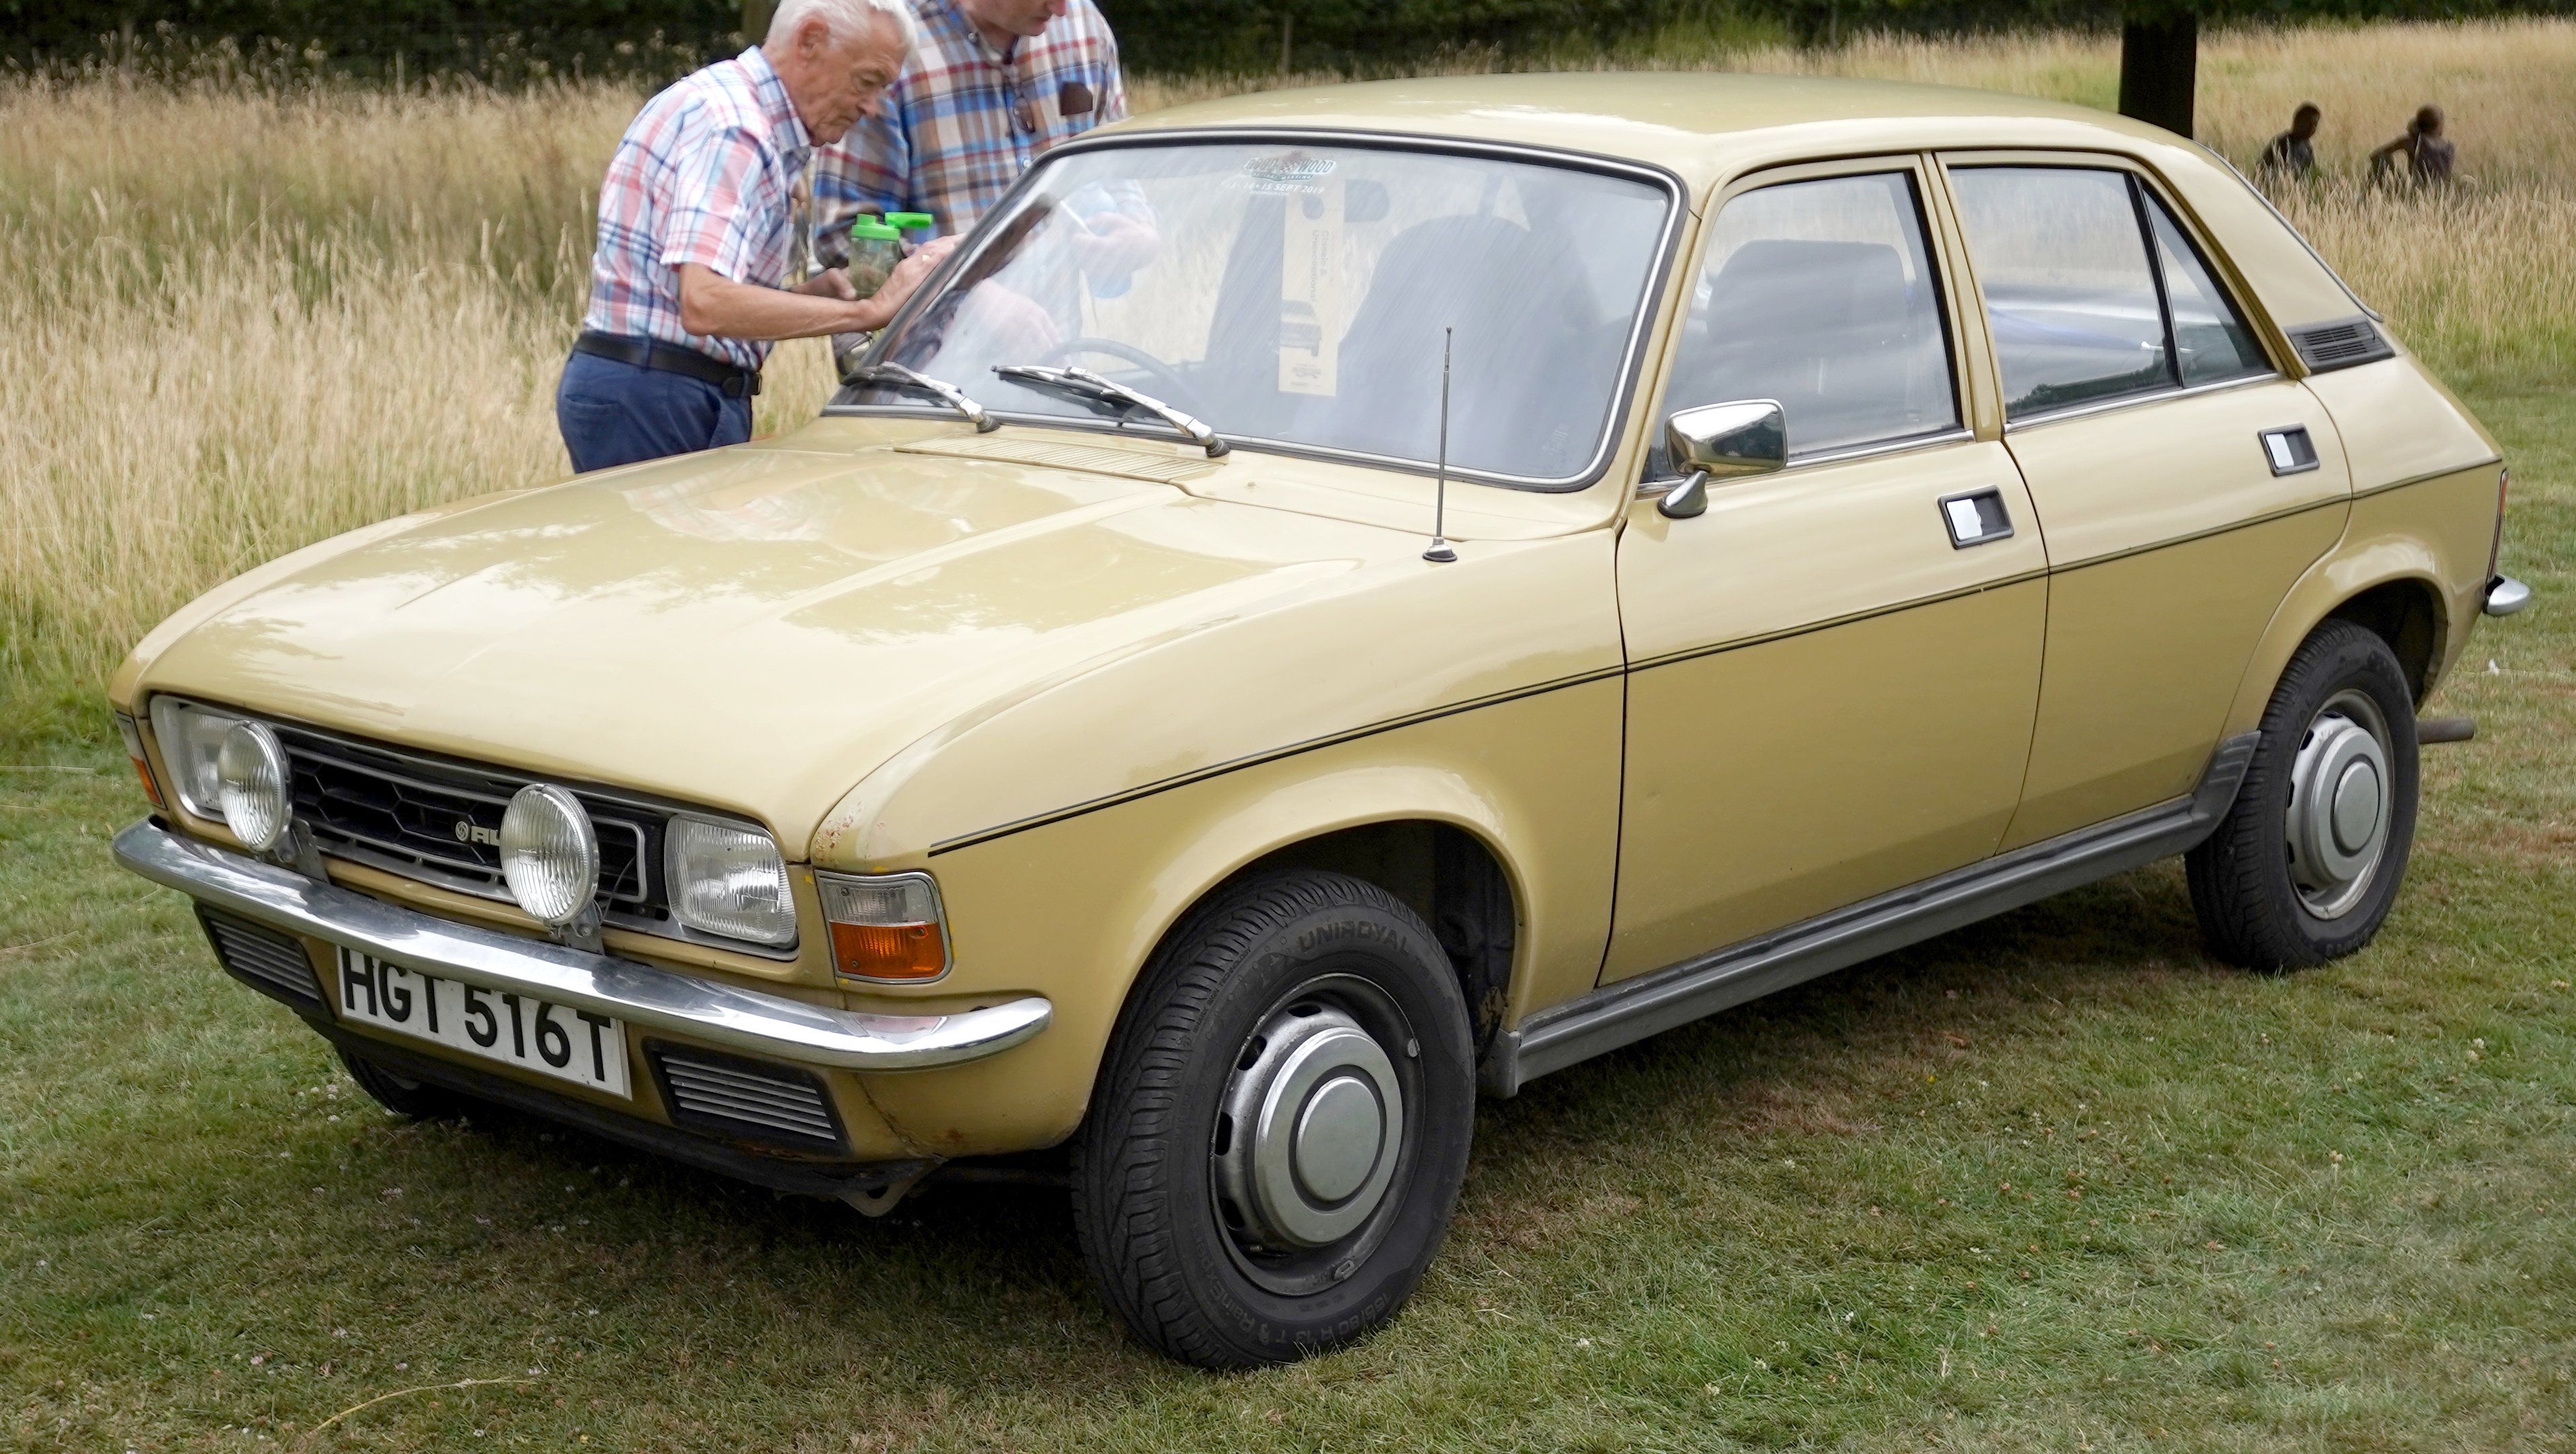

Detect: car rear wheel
1072,870,1476,1367
339,1046,472,1120
2186,620,2420,970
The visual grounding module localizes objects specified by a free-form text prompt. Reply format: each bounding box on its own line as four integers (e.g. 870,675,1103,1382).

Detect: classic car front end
110,72,2526,1369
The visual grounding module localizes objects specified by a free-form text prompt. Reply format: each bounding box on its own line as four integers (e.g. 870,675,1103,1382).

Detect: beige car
110,74,2528,1367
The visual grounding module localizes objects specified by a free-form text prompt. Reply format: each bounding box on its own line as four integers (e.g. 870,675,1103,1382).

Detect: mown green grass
2,386,2567,1449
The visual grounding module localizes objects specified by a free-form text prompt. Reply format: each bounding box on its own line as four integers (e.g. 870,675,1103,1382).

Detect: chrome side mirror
1666,399,1787,480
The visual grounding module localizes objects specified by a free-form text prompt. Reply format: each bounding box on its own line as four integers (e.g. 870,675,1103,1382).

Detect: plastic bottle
845,211,936,297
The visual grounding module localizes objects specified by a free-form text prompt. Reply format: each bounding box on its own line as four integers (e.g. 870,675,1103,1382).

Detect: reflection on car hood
139,438,1393,848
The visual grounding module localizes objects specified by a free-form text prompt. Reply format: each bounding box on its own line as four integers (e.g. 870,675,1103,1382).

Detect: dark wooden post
745,0,774,44
2118,7,2199,139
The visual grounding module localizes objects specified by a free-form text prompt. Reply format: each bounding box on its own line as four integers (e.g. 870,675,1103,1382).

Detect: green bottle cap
848,215,900,241
885,211,935,232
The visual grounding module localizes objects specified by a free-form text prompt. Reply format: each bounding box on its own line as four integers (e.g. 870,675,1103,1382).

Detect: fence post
745,0,774,44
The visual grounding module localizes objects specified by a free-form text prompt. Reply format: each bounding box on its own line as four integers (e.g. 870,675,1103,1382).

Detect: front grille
2288,316,2394,372
649,1044,844,1148
270,725,658,918
198,908,324,1007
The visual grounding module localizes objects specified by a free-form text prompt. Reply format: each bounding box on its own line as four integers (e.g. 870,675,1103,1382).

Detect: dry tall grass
4,20,2571,721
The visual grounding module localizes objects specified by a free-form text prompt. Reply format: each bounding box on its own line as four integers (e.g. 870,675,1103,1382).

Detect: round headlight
215,720,293,852
501,784,599,926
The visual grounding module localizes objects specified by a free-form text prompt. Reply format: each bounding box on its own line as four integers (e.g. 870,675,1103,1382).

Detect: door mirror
1665,399,1787,479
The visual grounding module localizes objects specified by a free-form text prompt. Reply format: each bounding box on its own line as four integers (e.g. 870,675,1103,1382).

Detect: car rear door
1604,157,2047,984
1938,156,2353,849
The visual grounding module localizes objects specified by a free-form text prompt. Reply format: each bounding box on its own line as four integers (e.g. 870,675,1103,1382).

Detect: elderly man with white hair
557,0,961,470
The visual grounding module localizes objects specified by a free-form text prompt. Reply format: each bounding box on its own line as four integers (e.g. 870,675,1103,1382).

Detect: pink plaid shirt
811,0,1126,246
581,46,813,371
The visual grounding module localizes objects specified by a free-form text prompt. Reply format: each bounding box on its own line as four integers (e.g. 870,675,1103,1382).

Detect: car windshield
834,140,1677,486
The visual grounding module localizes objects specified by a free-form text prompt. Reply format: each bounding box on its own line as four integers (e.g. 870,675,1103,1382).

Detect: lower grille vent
198,908,324,1007
2287,316,2395,372
650,1045,844,1148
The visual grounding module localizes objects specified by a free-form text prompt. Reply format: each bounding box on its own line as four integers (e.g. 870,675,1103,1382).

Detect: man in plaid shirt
557,0,959,471
812,0,1136,248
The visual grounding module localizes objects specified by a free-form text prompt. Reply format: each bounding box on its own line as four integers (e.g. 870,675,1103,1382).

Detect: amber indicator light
815,870,951,983
116,713,165,809
827,920,946,981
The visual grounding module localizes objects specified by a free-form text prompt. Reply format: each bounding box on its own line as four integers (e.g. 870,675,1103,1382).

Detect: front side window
1952,164,2273,420
840,141,1676,486
1658,170,1958,462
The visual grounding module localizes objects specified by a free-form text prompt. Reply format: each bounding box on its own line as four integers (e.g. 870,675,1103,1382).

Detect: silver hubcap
1214,1002,1406,1251
2285,688,2394,920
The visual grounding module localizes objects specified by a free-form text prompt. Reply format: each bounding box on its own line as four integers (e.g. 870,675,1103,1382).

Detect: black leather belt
572,330,761,397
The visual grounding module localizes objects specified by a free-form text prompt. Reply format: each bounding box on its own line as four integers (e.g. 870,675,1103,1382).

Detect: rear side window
1658,171,1958,460
1952,165,2273,419
2142,195,2269,386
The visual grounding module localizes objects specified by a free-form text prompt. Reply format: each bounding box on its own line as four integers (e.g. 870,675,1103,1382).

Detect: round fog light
501,784,599,926
215,720,293,852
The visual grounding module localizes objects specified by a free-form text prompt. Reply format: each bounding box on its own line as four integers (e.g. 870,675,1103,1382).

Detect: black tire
1072,870,1477,1368
2186,620,2419,970
339,1046,472,1120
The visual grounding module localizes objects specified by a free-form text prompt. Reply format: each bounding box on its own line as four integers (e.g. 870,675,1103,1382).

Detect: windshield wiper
846,362,998,433
993,364,1228,458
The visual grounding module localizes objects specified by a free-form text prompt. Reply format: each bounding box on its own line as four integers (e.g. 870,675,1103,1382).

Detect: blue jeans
556,350,753,472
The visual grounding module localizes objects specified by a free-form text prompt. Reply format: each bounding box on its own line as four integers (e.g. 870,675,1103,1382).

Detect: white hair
766,0,918,58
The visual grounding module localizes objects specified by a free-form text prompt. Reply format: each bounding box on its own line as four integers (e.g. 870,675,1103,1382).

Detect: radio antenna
1423,327,1458,565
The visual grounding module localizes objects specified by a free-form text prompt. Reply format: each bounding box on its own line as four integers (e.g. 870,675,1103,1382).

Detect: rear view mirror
1665,399,1786,479
1346,180,1391,223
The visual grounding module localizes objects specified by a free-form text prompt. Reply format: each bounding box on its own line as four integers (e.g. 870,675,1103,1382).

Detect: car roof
1116,71,2183,199
1108,71,2371,343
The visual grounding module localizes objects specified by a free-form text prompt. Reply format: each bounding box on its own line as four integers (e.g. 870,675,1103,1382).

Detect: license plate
335,949,630,1097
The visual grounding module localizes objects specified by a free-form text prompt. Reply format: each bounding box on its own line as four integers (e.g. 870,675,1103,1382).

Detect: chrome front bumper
112,819,1050,1073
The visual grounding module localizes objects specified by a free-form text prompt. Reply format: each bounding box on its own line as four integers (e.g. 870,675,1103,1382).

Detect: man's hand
675,238,959,342
794,269,858,301
869,237,960,320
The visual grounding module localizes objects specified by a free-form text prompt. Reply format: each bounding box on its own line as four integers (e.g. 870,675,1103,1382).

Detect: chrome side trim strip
2001,371,2281,434
1480,732,2260,1097
2351,457,2503,503
114,820,1050,1072
928,661,1629,855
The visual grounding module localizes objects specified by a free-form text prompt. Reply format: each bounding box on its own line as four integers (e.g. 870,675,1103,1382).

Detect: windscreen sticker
1241,152,1337,195
1278,178,1344,398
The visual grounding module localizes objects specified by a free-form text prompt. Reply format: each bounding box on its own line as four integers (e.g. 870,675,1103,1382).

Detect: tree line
1,0,2559,81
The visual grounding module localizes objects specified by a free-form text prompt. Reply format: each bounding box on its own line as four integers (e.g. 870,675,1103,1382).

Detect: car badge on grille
453,820,502,848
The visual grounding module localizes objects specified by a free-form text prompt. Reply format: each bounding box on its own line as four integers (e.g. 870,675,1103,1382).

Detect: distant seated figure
2369,104,2456,190
2259,102,2321,184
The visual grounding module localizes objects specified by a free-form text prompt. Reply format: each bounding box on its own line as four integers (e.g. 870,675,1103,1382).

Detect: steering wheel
1028,336,1205,416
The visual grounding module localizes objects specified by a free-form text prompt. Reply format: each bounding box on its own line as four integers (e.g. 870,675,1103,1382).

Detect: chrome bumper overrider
2485,575,2532,618
112,819,1050,1072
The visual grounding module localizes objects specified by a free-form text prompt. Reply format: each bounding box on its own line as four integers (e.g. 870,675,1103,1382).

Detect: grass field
3,20,2573,1451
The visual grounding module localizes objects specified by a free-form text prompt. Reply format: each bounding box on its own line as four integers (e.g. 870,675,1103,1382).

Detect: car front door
1603,159,2047,984
1940,158,2353,849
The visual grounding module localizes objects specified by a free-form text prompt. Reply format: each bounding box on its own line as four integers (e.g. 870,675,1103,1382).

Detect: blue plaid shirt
811,0,1126,248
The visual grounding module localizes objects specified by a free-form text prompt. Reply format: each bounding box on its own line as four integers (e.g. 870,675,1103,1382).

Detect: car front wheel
1072,870,1477,1367
2187,620,2420,970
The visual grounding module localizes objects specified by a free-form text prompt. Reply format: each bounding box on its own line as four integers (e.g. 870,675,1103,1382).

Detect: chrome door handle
2260,426,2320,476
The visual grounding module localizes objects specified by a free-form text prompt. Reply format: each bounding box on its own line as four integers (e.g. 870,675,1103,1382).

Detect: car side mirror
1666,399,1786,480
1655,400,1786,519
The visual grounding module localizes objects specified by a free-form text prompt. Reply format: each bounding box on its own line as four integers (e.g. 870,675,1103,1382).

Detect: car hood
135,434,1428,850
